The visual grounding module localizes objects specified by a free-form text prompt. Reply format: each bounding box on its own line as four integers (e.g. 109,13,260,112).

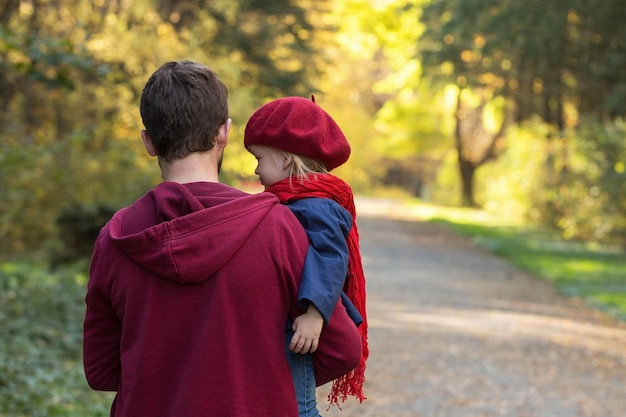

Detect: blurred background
2,0,626,260
1,0,625,415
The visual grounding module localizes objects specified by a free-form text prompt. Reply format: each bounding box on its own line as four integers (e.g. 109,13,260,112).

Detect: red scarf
267,174,368,405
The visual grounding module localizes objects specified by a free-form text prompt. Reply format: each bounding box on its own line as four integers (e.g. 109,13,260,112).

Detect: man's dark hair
140,60,229,162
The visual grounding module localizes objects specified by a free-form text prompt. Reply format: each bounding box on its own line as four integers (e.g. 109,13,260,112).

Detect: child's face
249,145,290,189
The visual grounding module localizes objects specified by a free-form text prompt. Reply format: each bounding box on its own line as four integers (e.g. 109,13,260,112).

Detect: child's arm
288,198,353,323
313,299,362,386
289,303,324,354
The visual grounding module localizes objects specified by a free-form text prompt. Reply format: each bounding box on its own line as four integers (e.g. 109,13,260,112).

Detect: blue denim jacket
287,197,363,327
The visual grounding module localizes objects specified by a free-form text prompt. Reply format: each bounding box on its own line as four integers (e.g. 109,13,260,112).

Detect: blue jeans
286,330,322,417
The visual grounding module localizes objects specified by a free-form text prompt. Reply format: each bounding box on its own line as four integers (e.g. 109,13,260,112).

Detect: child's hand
289,304,324,354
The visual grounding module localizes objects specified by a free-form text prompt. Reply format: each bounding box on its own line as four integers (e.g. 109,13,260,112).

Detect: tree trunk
454,90,482,208
458,155,477,207
454,88,512,207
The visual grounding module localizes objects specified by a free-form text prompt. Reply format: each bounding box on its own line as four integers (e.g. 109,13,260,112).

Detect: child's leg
286,330,322,417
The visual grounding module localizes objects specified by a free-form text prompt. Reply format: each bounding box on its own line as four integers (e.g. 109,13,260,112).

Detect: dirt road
317,198,626,417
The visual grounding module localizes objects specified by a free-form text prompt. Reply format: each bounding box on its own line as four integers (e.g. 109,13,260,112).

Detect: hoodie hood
107,182,279,284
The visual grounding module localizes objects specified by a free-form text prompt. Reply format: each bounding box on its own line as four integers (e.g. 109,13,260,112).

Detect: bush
536,118,626,245
0,261,112,416
52,204,116,266
474,117,626,247
476,117,549,221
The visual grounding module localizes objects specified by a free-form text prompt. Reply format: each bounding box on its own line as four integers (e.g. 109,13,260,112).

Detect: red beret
244,97,350,171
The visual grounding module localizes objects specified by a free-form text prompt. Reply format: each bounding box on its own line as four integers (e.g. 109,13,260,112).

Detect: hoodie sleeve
287,198,352,324
83,229,122,391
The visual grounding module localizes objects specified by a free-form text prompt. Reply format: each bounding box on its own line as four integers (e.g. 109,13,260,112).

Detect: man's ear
217,118,232,148
141,130,158,157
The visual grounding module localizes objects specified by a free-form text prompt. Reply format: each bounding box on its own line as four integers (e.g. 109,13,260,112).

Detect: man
83,60,361,417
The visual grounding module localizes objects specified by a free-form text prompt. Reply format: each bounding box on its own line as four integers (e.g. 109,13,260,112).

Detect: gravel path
317,198,626,417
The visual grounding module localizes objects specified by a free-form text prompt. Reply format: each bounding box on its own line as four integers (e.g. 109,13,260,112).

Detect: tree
418,0,626,240
454,88,510,206
418,0,626,206
326,0,454,196
0,0,319,258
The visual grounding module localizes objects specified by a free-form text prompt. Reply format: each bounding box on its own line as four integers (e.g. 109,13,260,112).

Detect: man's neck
160,152,220,184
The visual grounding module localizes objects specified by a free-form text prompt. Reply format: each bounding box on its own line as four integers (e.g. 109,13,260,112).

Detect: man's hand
289,304,324,354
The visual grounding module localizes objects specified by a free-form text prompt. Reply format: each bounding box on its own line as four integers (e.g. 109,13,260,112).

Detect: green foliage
465,116,626,246
419,0,626,121
0,261,113,416
53,204,117,265
430,149,462,206
534,118,626,245
0,0,323,259
474,117,552,219
3,0,626,256
328,0,454,196
0,125,158,257
375,86,454,158
415,0,626,212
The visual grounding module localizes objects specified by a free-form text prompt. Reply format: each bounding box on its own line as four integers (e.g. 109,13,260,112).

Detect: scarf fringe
327,356,367,407
327,209,369,405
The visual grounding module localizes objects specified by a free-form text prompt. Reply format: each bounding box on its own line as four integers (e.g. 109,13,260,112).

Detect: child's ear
282,153,293,169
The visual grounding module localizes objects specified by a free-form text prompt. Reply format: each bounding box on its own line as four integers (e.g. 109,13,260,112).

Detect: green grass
420,208,626,321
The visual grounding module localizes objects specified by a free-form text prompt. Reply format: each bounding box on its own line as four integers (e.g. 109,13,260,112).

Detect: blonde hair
286,152,329,181
250,144,329,184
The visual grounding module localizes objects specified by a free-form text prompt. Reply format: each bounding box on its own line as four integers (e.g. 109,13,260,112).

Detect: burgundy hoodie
83,181,361,417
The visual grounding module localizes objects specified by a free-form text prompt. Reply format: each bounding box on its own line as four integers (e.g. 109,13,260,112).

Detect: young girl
244,96,368,416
